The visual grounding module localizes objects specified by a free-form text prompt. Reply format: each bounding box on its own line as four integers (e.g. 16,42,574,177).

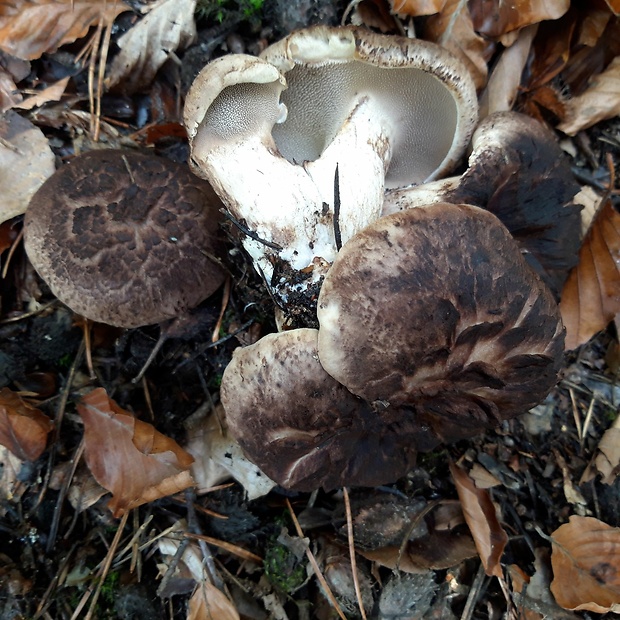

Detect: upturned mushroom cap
24,149,227,328
220,328,425,491
261,25,478,188
317,203,564,440
383,112,582,297
184,26,477,316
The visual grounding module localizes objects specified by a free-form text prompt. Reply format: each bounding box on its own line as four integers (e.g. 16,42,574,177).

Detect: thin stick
93,18,113,142
333,164,342,251
70,510,129,620
220,209,283,250
285,498,347,620
212,277,231,343
1,227,23,279
184,532,263,564
342,487,367,620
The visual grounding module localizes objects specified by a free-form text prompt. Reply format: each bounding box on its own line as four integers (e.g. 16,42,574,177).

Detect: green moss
195,0,264,23
264,535,306,594
100,571,120,605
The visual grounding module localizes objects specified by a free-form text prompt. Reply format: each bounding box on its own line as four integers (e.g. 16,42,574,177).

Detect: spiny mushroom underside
184,26,478,325
24,150,227,328
221,204,564,491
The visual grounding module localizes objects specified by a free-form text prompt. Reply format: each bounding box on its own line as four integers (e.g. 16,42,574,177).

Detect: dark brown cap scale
24,149,226,328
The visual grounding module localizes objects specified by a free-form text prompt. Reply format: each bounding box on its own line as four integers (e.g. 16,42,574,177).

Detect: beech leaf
0,110,55,224
389,0,448,16
0,388,53,461
469,0,570,38
78,388,195,518
450,461,508,578
0,0,130,60
560,196,620,349
558,55,620,135
550,515,620,613
188,581,240,620
105,0,196,94
423,0,490,89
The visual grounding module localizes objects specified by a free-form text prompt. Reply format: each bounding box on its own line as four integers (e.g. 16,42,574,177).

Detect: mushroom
382,112,582,297
184,25,477,319
317,202,564,417
220,203,564,490
24,149,227,328
220,328,424,491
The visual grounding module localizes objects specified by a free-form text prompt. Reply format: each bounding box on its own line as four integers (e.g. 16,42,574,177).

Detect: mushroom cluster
183,27,575,491
221,204,564,491
24,149,227,328
184,25,478,321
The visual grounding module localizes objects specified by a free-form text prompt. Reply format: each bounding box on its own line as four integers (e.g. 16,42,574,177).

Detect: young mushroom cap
184,26,477,315
317,203,565,438
24,149,227,328
220,328,426,491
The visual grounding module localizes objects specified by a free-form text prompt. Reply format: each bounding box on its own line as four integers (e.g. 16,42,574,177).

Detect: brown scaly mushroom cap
220,329,425,491
317,203,565,443
24,149,227,328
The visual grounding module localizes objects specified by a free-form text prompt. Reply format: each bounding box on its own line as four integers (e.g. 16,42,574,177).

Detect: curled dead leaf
423,0,490,89
0,388,53,461
0,0,130,60
450,461,508,578
469,0,570,38
78,388,195,518
0,110,55,224
580,415,620,485
558,55,620,135
105,0,197,94
389,0,448,16
560,196,620,349
550,515,620,613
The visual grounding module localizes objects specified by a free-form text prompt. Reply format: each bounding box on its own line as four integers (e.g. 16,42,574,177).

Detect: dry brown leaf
185,403,276,500
550,515,620,613
389,0,447,16
188,581,241,620
450,461,507,578
469,0,570,38
604,0,620,15
558,55,620,135
360,533,477,573
105,0,196,94
0,388,53,461
423,0,491,89
78,388,195,518
560,197,620,349
0,110,56,224
0,0,129,61
480,24,537,117
0,66,21,111
581,415,620,485
14,76,70,110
